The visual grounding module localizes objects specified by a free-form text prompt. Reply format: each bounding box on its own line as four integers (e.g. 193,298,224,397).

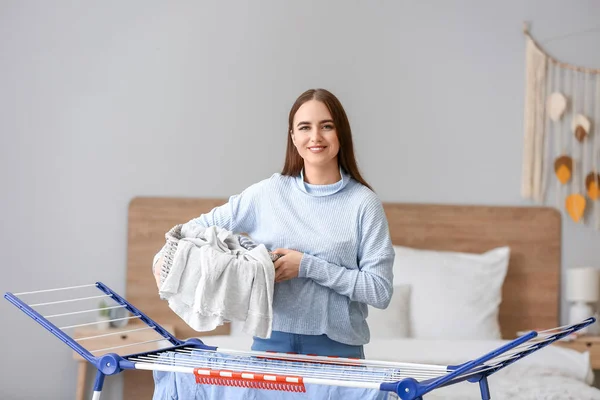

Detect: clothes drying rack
4,282,595,400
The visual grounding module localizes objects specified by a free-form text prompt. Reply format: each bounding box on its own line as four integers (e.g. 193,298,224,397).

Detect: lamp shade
566,267,600,302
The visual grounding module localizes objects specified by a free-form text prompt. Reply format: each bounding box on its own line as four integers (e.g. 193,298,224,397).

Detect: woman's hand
272,248,303,283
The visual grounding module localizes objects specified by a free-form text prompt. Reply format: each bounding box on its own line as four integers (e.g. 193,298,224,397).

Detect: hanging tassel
521,34,548,201
594,77,600,230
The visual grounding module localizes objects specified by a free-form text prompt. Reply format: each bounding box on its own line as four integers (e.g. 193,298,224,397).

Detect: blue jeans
251,330,365,359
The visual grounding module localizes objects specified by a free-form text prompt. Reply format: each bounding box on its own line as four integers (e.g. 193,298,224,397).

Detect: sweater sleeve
152,179,264,272
183,182,261,233
297,197,395,309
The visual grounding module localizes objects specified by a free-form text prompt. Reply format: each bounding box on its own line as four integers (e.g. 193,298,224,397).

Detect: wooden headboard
126,198,561,340
383,203,561,339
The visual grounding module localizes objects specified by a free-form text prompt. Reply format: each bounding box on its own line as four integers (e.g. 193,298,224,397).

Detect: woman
154,88,395,359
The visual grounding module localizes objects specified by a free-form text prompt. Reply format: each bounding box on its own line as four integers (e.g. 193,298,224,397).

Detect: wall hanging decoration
554,155,573,185
521,23,600,230
566,161,587,224
586,172,600,200
572,114,591,143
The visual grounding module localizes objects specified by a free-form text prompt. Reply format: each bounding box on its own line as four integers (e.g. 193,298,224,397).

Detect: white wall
1,1,599,398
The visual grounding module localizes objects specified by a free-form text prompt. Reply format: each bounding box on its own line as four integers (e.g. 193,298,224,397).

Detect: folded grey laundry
156,224,282,285
156,224,276,338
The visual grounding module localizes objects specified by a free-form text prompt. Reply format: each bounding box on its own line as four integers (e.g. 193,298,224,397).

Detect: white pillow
367,284,411,339
393,245,510,340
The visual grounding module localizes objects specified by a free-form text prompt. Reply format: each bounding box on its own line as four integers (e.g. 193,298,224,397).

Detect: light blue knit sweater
171,169,395,346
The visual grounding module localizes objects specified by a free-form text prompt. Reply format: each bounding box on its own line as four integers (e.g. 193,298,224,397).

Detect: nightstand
554,335,600,369
72,323,175,400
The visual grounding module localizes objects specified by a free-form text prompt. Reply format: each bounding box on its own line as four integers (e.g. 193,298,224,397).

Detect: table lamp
566,266,600,334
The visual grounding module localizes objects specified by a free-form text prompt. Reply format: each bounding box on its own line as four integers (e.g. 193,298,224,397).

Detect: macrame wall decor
521,23,600,230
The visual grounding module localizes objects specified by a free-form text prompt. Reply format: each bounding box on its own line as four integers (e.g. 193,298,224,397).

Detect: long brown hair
281,88,373,191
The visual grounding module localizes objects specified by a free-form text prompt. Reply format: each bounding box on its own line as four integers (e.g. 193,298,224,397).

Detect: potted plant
97,300,111,330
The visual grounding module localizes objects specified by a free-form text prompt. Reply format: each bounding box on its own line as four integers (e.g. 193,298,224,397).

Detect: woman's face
291,100,340,171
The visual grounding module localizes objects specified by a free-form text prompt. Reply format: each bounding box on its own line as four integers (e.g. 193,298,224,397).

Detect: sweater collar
295,167,350,196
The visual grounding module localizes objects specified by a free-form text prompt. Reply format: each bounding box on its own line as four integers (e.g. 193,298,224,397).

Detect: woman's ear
290,131,295,144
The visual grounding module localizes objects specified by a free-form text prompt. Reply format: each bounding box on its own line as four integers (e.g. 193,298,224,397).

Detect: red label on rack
193,368,305,392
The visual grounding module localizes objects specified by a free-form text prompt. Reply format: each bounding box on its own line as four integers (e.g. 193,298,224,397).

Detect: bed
126,197,600,399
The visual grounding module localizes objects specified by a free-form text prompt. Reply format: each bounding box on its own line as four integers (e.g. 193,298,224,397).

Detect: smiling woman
152,89,394,373
282,88,373,191
289,100,341,183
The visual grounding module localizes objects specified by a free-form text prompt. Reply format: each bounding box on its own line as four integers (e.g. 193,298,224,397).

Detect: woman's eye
322,124,334,130
299,126,309,131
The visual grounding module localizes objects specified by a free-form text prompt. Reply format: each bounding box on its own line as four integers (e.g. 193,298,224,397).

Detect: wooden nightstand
72,323,175,400
554,335,600,369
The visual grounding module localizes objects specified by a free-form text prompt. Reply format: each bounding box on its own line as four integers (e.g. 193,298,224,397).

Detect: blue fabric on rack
152,350,392,400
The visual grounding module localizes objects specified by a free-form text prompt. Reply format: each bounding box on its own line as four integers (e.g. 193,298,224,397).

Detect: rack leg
478,376,490,400
91,369,105,400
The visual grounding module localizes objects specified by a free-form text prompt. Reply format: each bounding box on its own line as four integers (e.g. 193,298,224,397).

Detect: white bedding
364,338,600,400
194,333,600,400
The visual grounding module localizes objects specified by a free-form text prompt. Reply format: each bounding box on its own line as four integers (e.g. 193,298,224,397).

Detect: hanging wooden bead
572,114,591,143
586,172,600,201
566,193,586,223
575,126,587,142
554,155,573,184
546,92,567,121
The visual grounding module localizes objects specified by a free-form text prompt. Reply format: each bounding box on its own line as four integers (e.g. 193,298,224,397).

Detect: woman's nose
309,129,323,142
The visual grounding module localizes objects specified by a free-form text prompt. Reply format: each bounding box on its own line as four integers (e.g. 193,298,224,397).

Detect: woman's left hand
272,248,303,283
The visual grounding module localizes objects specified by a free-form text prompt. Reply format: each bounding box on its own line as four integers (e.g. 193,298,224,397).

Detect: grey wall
1,1,599,398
